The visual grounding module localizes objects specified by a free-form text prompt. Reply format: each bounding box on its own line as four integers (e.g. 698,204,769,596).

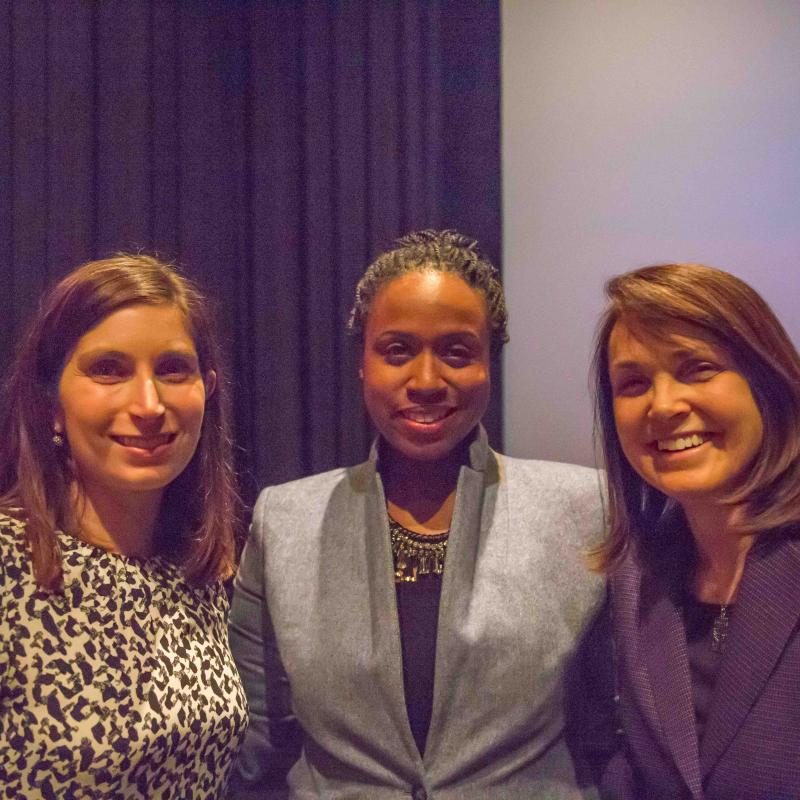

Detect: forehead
608,317,723,366
72,303,196,352
367,270,488,333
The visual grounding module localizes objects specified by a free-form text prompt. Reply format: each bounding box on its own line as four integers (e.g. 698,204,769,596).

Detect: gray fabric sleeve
227,489,301,800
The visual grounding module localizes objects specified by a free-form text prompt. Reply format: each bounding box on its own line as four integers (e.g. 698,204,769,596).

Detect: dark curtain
2,0,501,501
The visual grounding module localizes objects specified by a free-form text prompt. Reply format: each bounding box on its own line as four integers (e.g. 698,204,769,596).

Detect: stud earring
52,431,64,447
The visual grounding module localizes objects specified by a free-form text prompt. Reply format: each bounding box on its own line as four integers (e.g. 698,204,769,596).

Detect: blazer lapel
360,444,425,766
639,577,704,798
359,429,497,769
424,428,492,767
700,533,800,776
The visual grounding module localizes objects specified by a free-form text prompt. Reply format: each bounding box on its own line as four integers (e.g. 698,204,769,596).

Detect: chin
390,435,473,464
113,471,183,494
651,479,724,504
406,448,454,463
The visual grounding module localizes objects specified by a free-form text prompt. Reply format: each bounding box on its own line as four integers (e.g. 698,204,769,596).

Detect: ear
52,410,64,434
204,370,217,399
358,367,364,381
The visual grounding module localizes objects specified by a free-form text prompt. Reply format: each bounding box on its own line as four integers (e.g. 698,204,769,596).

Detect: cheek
360,364,395,405
182,403,208,442
736,400,764,456
168,382,207,417
612,401,636,444
186,406,206,437
466,370,491,412
362,385,390,427
612,402,649,463
60,383,126,426
61,402,104,434
455,362,490,393
714,379,763,451
469,364,490,388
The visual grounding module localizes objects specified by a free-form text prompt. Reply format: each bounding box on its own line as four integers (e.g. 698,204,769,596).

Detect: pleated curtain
1,0,501,500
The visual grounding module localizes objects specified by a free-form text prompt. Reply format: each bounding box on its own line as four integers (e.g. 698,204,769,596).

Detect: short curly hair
348,229,509,355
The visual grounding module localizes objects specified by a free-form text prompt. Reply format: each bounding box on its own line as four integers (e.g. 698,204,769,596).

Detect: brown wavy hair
0,254,240,591
590,263,800,573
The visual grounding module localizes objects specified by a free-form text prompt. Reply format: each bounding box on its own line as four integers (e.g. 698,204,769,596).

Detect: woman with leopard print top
0,255,247,798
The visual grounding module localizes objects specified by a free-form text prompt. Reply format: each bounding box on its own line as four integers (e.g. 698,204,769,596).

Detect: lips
396,406,455,425
111,433,176,451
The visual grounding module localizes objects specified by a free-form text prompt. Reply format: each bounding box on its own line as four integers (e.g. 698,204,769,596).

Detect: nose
406,351,447,401
647,375,690,421
128,374,166,419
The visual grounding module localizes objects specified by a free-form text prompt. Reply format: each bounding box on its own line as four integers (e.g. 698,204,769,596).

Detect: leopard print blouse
0,512,248,799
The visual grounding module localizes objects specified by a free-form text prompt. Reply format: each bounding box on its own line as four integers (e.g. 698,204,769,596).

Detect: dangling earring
52,431,64,447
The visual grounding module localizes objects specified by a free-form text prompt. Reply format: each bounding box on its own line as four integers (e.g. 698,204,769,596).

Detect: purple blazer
572,529,800,800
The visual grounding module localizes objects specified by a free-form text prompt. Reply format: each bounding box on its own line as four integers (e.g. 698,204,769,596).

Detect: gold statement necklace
389,517,449,583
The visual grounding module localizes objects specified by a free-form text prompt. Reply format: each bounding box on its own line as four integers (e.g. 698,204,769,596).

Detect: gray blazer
229,430,605,799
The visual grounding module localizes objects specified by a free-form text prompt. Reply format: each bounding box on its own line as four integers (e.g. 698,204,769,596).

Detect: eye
156,356,198,382
382,342,413,365
681,360,721,382
612,374,649,397
441,345,475,368
86,358,129,383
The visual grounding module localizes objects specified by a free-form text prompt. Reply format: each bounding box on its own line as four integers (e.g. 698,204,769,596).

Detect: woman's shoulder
495,451,603,493
0,509,30,563
253,461,368,513
490,454,606,543
0,511,35,616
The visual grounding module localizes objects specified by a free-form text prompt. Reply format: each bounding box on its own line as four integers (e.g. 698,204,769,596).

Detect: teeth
657,434,707,452
116,434,172,449
403,409,450,424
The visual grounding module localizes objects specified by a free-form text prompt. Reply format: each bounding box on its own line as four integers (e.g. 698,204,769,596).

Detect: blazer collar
359,423,495,769
700,530,800,774
627,527,800,793
637,567,704,798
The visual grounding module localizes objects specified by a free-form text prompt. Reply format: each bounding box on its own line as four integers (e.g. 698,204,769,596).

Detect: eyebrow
76,347,198,361
610,345,719,370
76,348,129,361
375,329,482,340
608,359,643,372
157,349,199,360
374,330,415,339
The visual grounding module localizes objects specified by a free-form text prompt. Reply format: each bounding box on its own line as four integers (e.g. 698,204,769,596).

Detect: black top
396,573,444,756
682,597,732,742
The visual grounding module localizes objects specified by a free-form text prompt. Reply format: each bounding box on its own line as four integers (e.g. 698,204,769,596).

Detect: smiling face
361,270,491,463
608,318,764,508
56,303,213,508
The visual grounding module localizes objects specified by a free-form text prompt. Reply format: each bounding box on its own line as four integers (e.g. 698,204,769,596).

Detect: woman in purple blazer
575,263,800,799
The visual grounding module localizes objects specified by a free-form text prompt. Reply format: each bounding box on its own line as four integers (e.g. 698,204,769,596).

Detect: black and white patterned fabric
0,512,247,799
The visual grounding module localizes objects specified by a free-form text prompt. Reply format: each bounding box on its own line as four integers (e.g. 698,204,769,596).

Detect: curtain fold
2,0,501,501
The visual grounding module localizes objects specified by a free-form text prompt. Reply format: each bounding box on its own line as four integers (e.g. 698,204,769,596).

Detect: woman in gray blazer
229,230,605,799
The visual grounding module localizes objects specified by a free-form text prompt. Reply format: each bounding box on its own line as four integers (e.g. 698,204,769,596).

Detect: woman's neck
683,500,755,604
70,482,163,558
381,444,467,534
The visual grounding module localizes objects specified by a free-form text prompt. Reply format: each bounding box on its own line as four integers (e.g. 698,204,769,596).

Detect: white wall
502,0,800,466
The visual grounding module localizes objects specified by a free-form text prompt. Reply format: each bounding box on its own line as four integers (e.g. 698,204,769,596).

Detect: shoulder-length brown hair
591,263,800,573
0,254,240,591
